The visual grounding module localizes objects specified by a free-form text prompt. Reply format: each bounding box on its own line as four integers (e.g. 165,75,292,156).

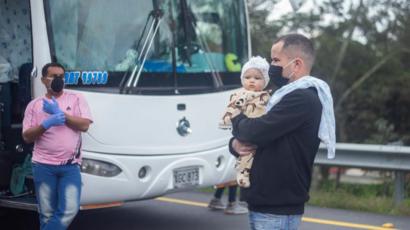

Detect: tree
247,0,410,185
247,0,281,57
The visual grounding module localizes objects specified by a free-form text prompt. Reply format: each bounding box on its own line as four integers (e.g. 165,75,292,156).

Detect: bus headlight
81,159,122,177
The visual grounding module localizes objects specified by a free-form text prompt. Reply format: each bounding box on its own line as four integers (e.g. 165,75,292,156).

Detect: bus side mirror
289,0,305,11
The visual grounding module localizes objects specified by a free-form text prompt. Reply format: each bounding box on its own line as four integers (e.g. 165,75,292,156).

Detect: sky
265,0,371,44
264,0,319,38
267,0,316,21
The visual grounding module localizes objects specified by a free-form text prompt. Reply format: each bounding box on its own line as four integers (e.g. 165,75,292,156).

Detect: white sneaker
208,198,225,210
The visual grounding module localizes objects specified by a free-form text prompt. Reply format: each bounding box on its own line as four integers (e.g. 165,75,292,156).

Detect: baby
219,56,271,188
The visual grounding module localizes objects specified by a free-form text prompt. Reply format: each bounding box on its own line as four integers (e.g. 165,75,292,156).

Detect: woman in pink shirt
22,62,93,230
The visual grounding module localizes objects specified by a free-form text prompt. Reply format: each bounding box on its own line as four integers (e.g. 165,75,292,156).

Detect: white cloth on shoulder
266,76,336,159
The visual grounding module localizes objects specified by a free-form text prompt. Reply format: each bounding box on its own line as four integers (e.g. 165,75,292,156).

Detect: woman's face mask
268,59,296,88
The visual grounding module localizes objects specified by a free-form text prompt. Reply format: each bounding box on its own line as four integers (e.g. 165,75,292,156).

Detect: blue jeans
32,163,82,230
249,211,302,230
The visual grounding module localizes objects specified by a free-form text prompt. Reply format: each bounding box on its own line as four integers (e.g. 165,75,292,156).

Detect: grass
309,189,410,216
198,180,410,216
308,180,410,216
199,186,216,194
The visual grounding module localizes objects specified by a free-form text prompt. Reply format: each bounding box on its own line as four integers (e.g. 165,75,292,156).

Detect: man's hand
43,96,62,114
232,138,257,156
41,112,66,129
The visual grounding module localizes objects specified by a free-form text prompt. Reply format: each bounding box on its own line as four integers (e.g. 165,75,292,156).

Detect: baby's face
243,68,266,91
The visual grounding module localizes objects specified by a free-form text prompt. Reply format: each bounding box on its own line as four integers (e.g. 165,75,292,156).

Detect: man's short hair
41,62,65,77
274,34,315,69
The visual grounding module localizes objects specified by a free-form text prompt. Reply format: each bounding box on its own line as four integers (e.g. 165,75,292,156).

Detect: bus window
0,0,32,83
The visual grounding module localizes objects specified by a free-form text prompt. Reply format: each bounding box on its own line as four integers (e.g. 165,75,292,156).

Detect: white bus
0,0,250,210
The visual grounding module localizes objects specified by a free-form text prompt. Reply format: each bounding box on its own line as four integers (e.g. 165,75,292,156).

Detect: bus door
0,0,34,204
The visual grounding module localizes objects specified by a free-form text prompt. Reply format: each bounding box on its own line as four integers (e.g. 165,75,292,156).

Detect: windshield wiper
119,9,163,94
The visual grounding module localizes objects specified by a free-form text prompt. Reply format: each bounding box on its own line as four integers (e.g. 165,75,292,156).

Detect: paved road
2,191,409,230
70,191,409,230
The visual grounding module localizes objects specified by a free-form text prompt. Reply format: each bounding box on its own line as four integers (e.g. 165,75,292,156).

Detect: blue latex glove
41,112,66,129
43,96,62,114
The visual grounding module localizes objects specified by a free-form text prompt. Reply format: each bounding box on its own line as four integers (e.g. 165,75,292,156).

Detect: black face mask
51,76,65,93
269,65,289,88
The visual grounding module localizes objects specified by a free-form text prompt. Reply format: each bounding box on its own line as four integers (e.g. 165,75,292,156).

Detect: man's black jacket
230,87,322,215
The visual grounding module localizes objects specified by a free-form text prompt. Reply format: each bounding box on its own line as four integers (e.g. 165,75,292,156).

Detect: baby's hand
232,139,257,156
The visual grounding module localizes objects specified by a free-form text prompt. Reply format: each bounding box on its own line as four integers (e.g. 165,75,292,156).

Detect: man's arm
231,90,312,146
65,93,93,132
65,113,92,132
23,112,66,143
22,100,46,143
22,126,46,143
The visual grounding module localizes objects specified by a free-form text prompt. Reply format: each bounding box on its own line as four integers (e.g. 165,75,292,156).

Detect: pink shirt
23,91,93,165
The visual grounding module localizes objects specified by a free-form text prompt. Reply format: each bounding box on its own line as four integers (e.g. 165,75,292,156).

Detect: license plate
173,167,199,188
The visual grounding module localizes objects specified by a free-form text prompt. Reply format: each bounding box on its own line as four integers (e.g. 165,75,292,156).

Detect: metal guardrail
315,143,410,170
314,143,410,205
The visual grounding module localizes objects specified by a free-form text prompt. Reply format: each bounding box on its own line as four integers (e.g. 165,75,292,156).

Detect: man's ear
295,58,304,72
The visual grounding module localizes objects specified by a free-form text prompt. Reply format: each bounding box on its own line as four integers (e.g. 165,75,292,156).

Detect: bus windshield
44,0,248,95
